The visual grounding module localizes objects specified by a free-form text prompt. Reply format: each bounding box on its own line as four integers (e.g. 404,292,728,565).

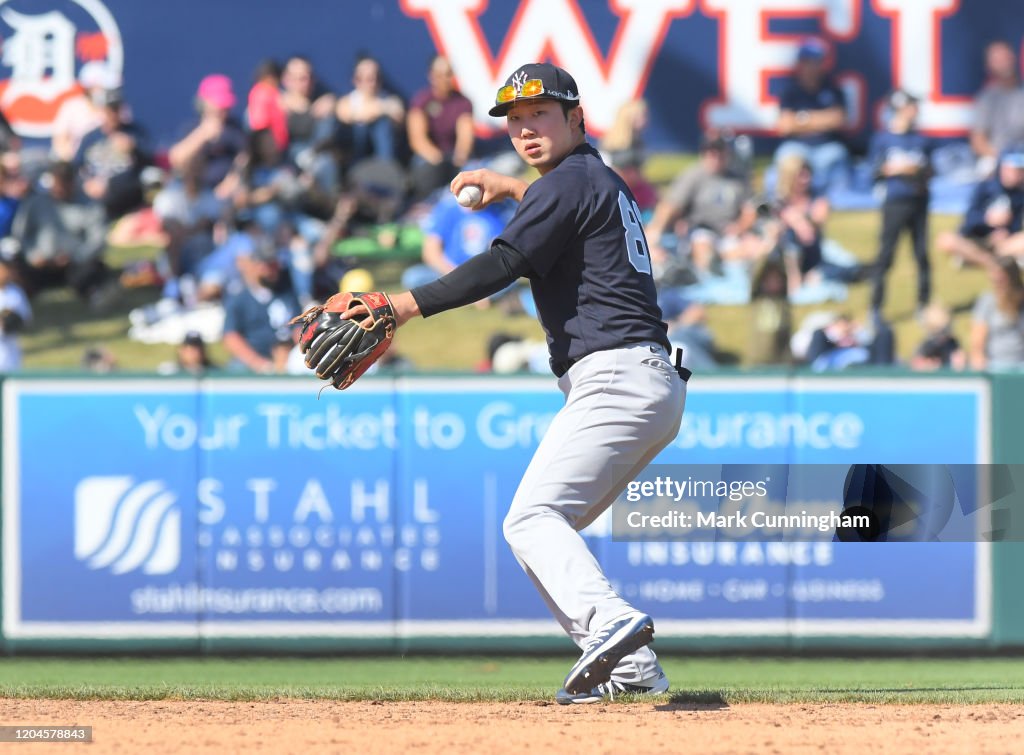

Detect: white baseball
456,185,483,207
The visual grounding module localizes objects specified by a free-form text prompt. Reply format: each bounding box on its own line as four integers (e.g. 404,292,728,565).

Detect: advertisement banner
1,376,990,640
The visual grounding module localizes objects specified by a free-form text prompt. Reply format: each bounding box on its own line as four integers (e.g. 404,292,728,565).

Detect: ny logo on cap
511,70,529,94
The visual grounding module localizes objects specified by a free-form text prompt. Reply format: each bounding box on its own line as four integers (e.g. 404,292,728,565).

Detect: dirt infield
4,699,1021,754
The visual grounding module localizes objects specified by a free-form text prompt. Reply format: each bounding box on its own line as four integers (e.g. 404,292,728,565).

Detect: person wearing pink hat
196,74,237,110
168,73,245,192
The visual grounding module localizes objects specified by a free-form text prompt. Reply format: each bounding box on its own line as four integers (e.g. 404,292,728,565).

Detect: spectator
223,128,302,234
221,242,300,373
748,255,792,366
169,74,246,193
310,194,360,299
868,90,933,317
0,257,30,371
600,99,648,171
51,61,123,162
158,330,218,375
970,41,1024,175
937,146,1024,267
73,88,147,221
646,133,755,278
911,303,965,371
599,99,657,211
194,213,270,302
407,55,474,200
281,56,336,155
804,312,895,371
774,37,849,194
81,345,117,373
11,160,111,304
775,154,860,296
400,191,515,300
969,256,1024,371
217,129,325,301
151,153,224,298
0,151,28,237
335,57,405,163
247,59,288,152
280,56,338,193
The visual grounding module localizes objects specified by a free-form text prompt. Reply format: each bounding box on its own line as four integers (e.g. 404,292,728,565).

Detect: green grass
0,656,1022,704
18,156,991,372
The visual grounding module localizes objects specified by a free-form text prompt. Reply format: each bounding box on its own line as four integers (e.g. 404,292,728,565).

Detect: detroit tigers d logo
0,0,124,138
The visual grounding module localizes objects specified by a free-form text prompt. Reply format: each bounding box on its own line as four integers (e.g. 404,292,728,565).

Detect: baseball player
302,63,688,702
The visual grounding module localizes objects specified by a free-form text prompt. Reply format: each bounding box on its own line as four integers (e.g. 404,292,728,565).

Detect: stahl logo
0,0,124,138
74,476,180,575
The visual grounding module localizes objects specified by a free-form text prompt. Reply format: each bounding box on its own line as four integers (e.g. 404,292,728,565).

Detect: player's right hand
450,169,526,208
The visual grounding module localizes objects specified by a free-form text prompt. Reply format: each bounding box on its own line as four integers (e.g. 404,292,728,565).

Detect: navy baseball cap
796,37,828,62
488,63,581,117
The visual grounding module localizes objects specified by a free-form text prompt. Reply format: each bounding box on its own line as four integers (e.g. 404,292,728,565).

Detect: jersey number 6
617,191,652,274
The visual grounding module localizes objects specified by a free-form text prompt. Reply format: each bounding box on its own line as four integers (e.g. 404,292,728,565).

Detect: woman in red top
247,60,288,152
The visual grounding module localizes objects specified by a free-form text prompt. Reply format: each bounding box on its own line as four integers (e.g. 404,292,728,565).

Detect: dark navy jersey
868,129,932,201
497,143,669,368
960,175,1024,238
778,79,846,146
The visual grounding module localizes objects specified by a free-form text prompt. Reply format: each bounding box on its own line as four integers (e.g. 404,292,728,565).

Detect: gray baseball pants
503,341,687,683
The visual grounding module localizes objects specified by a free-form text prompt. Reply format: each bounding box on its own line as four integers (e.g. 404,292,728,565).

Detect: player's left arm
345,178,569,326
343,239,533,327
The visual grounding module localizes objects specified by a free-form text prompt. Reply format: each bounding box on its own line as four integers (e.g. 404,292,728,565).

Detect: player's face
506,99,580,175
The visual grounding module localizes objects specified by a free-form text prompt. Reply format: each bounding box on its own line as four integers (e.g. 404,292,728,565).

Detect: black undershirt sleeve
410,240,534,318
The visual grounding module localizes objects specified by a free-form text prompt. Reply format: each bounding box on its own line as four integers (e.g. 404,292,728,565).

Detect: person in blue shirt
937,145,1024,267
868,90,933,315
774,37,849,194
221,241,300,373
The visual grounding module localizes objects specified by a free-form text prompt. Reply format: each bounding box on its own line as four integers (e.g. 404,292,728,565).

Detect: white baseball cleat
562,612,656,695
556,671,670,705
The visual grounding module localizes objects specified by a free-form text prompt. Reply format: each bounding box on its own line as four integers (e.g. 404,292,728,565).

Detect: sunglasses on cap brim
494,78,549,106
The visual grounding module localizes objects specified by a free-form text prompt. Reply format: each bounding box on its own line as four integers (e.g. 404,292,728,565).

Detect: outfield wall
0,372,1021,654
1,1,1023,150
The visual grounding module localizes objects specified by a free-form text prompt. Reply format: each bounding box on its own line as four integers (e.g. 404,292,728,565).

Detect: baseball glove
291,291,396,390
